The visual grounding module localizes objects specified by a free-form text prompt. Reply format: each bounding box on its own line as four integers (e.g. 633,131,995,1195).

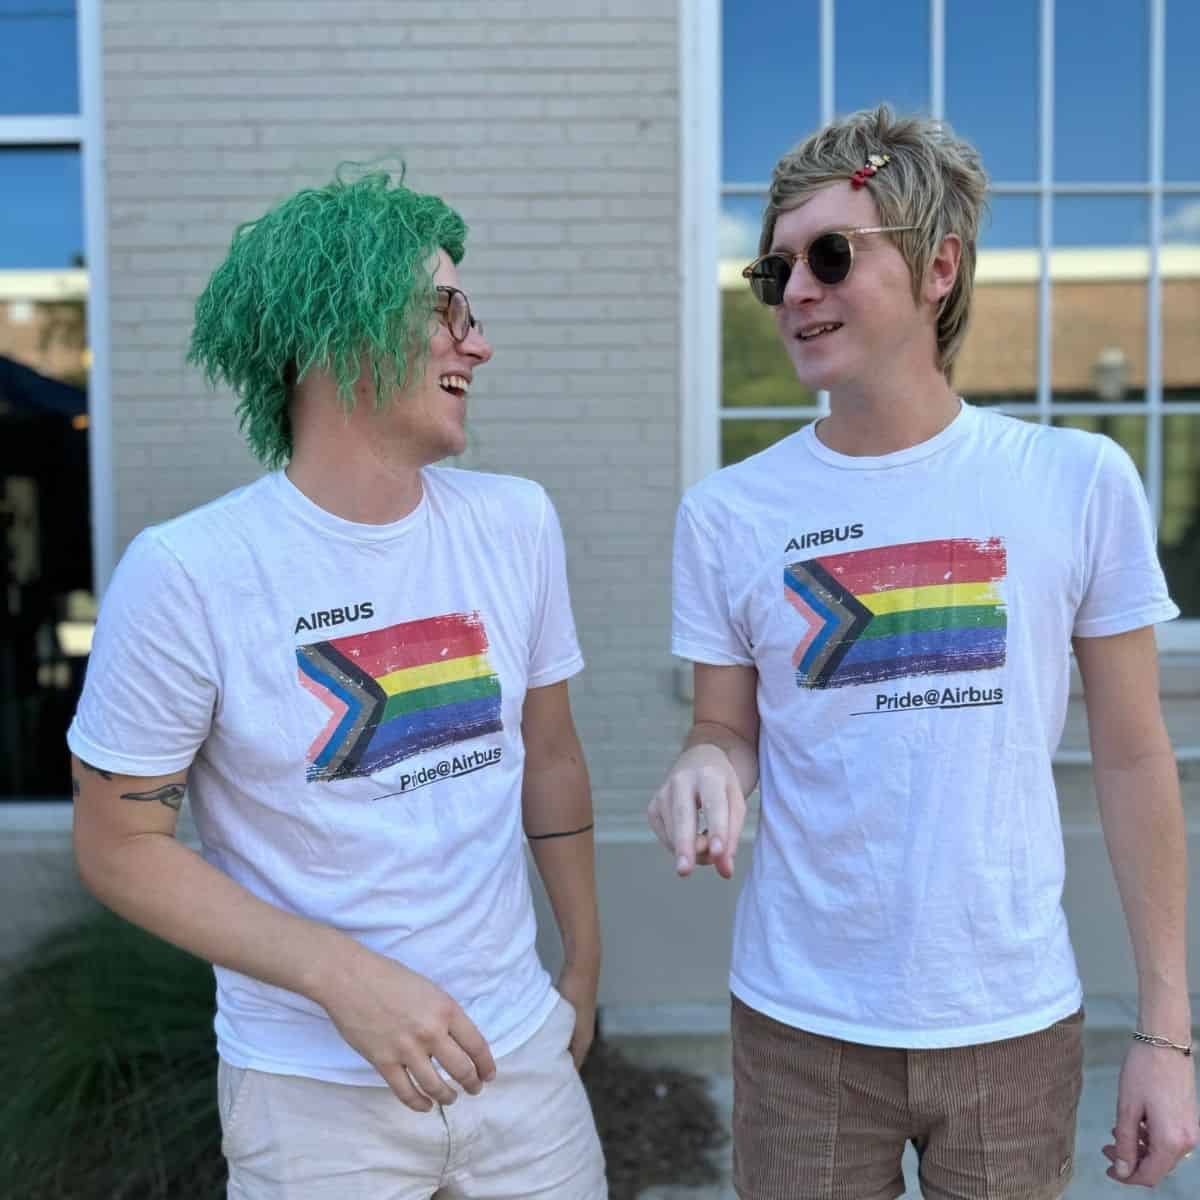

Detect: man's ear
925,233,962,306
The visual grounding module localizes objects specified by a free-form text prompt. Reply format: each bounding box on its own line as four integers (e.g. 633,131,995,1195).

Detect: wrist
1137,995,1193,1046
300,922,363,1008
1132,1029,1195,1056
561,939,602,979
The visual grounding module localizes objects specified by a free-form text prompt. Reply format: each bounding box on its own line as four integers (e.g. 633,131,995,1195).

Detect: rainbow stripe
785,538,1007,689
298,612,502,781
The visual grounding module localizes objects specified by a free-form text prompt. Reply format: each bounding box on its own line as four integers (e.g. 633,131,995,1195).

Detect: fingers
669,773,702,874
1110,1106,1145,1183
433,1038,485,1096
711,776,746,879
380,1064,436,1113
648,752,742,878
1114,1112,1200,1187
570,1024,595,1070
447,1009,497,1083
695,772,729,874
405,1057,459,1109
380,1020,494,1113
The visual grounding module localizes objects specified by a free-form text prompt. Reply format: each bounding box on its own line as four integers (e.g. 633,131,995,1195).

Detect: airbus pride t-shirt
70,466,584,1082
673,402,1177,1047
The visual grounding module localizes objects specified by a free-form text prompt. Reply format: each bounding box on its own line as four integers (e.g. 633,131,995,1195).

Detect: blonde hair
761,105,989,378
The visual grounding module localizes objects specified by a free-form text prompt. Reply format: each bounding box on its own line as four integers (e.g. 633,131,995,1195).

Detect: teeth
439,374,470,392
799,323,840,340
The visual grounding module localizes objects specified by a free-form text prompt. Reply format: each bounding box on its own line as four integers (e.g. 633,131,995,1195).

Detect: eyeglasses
435,285,484,343
741,226,918,305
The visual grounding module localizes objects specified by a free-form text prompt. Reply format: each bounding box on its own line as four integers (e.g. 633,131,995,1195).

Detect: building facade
2,0,1197,1030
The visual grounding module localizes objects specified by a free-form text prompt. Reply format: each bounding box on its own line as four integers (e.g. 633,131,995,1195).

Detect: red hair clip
850,153,891,190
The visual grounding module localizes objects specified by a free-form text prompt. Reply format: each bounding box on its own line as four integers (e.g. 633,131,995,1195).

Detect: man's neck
814,374,961,458
286,440,426,526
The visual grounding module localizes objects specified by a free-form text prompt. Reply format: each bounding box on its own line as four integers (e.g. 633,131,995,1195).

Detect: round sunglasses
741,225,918,305
435,285,484,343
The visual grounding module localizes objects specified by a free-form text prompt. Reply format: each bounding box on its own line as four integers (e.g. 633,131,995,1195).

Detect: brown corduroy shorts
731,995,1084,1200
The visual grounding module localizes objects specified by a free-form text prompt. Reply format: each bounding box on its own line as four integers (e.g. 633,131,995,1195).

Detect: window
703,0,1200,638
0,0,106,799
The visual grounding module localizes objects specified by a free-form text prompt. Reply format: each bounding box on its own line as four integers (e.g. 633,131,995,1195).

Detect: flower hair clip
850,154,891,189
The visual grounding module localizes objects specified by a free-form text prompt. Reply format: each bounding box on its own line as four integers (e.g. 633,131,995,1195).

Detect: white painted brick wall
103,0,690,825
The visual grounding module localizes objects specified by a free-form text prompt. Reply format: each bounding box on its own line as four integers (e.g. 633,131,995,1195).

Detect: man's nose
781,258,824,306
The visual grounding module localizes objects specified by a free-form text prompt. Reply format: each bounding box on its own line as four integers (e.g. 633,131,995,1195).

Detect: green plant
0,910,224,1199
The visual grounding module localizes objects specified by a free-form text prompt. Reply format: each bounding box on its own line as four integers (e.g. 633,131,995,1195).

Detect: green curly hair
188,165,467,468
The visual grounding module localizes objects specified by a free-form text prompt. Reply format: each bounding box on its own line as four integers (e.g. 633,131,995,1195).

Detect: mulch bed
582,1035,728,1199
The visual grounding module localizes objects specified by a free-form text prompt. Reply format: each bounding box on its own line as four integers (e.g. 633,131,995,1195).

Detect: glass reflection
1051,197,1147,407
0,2,78,116
0,287,94,798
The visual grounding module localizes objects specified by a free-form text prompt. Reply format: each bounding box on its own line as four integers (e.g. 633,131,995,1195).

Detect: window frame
0,0,111,812
0,0,112,599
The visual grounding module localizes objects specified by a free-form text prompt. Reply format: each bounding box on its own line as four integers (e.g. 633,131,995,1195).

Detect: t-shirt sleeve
671,495,754,665
525,490,585,689
67,530,219,775
1072,437,1180,638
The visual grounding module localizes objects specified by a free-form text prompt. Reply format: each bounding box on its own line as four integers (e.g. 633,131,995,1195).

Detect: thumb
1112,1108,1142,1180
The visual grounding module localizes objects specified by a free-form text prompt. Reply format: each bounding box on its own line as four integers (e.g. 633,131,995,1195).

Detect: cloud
720,208,761,260
1163,200,1200,242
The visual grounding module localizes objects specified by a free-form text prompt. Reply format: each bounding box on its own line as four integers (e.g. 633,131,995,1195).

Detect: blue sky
2,2,1198,269
721,0,1200,259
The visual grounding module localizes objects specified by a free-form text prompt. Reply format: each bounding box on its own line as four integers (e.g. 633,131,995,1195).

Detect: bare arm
521,681,601,1067
71,754,495,1109
647,662,760,879
1073,629,1198,1186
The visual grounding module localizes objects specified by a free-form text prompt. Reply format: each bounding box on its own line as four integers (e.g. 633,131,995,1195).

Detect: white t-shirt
672,402,1178,1048
69,466,584,1083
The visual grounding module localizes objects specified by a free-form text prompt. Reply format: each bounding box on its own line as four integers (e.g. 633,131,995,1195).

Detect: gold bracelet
1132,1030,1194,1057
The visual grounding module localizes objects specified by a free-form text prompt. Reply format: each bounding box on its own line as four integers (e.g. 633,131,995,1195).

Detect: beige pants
218,997,607,1199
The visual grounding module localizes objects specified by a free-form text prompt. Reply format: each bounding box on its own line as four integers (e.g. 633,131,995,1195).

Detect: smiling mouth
439,373,470,399
797,322,843,341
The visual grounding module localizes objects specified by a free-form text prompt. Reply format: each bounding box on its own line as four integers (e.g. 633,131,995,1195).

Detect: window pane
721,288,813,412
720,192,766,272
835,0,928,117
1164,194,1200,403
722,0,820,184
945,0,1038,181
1160,415,1200,619
1052,413,1146,475
957,195,1040,401
1052,197,1147,402
0,149,84,269
1165,3,1200,182
722,418,812,467
1054,0,1148,182
0,1,78,115
0,284,93,798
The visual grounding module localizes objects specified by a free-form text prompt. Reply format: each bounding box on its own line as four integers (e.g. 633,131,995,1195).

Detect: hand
1102,1042,1199,1186
556,961,599,1069
647,743,746,880
317,943,496,1112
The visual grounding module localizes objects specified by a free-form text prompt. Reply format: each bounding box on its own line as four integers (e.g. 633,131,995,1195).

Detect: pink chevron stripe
786,586,824,669
299,669,349,761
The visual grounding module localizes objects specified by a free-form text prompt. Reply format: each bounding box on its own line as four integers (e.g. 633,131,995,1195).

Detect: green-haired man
69,170,606,1198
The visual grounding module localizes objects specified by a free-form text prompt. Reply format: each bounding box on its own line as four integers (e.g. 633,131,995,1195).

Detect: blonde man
649,106,1196,1199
